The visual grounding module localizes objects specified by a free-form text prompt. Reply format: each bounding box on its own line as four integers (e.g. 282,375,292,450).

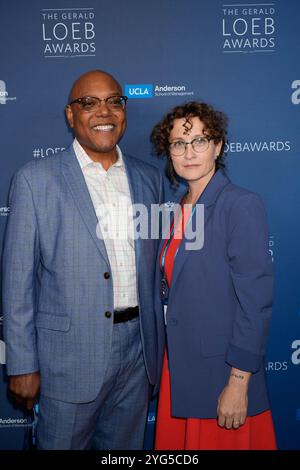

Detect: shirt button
105,311,112,319
104,272,110,279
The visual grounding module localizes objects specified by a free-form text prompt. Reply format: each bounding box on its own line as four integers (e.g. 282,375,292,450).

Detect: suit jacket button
104,272,110,279
105,311,112,319
170,318,178,325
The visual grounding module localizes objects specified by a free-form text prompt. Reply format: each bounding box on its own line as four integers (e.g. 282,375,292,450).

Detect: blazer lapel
158,194,185,257
122,155,143,270
170,170,231,293
61,147,110,266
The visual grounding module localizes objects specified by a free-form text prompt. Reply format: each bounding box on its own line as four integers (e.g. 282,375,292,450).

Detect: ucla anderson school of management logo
124,84,194,99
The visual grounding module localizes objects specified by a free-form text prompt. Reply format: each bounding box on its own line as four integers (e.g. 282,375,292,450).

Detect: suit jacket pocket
201,333,229,357
35,311,71,331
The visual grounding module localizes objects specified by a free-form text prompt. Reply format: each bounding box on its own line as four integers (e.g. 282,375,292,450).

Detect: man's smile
92,124,115,132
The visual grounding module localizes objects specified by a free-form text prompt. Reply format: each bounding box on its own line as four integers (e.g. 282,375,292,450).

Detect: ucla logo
125,84,153,99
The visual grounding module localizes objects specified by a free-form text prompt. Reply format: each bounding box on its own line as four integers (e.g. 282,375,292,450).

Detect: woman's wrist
228,368,251,388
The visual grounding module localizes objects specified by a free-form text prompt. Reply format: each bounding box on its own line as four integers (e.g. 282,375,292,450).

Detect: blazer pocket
201,333,229,357
35,311,71,332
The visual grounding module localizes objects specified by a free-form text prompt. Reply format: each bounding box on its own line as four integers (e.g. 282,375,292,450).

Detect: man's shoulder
123,153,161,179
14,146,73,180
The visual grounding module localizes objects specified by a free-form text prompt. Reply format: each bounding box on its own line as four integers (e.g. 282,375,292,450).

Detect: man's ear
65,105,74,128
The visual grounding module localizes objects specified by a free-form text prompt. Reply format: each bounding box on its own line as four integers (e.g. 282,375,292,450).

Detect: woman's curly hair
150,101,228,185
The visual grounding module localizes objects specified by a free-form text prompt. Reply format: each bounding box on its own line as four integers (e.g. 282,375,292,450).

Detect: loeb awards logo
41,7,96,58
222,3,276,53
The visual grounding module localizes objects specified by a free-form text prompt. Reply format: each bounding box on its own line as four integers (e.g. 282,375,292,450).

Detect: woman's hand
217,368,251,429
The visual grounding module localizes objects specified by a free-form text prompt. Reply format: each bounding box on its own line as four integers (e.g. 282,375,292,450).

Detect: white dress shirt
73,138,138,310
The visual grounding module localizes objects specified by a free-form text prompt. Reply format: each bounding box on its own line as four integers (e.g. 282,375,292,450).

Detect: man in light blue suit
2,70,164,449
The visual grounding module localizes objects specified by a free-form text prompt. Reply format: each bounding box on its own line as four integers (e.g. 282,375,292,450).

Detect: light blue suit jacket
2,146,164,403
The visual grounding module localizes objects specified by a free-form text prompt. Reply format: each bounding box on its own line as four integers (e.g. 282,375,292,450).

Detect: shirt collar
73,138,124,170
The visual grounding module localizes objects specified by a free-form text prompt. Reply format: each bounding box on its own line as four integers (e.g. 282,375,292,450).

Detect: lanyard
160,202,196,327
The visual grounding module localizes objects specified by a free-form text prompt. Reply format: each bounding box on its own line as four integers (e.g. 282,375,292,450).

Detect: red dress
155,205,277,450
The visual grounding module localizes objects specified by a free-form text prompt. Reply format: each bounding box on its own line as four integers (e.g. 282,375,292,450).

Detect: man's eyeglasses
68,95,128,112
169,136,212,157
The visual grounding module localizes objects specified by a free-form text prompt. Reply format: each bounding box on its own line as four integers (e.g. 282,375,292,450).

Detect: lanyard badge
160,277,169,326
160,277,169,301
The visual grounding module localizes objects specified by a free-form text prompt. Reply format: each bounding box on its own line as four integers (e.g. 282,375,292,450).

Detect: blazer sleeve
2,169,40,375
225,192,274,373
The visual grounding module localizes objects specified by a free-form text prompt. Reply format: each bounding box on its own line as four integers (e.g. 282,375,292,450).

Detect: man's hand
9,372,40,410
217,368,251,429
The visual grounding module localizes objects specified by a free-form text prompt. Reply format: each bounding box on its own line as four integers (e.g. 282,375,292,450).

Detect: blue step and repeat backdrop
0,0,299,450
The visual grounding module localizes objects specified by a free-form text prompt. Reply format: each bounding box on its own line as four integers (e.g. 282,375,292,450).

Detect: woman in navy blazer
151,101,277,450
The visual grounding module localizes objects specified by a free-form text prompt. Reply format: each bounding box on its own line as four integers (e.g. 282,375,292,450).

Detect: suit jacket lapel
170,170,231,293
61,147,110,266
122,154,143,270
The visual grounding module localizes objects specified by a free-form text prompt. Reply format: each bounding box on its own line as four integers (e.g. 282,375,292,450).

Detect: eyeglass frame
168,136,213,157
68,95,128,111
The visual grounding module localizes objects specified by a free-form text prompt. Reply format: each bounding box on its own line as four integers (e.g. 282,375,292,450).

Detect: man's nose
95,100,111,116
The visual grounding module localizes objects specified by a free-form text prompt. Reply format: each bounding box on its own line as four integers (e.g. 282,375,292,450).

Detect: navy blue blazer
154,170,274,418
